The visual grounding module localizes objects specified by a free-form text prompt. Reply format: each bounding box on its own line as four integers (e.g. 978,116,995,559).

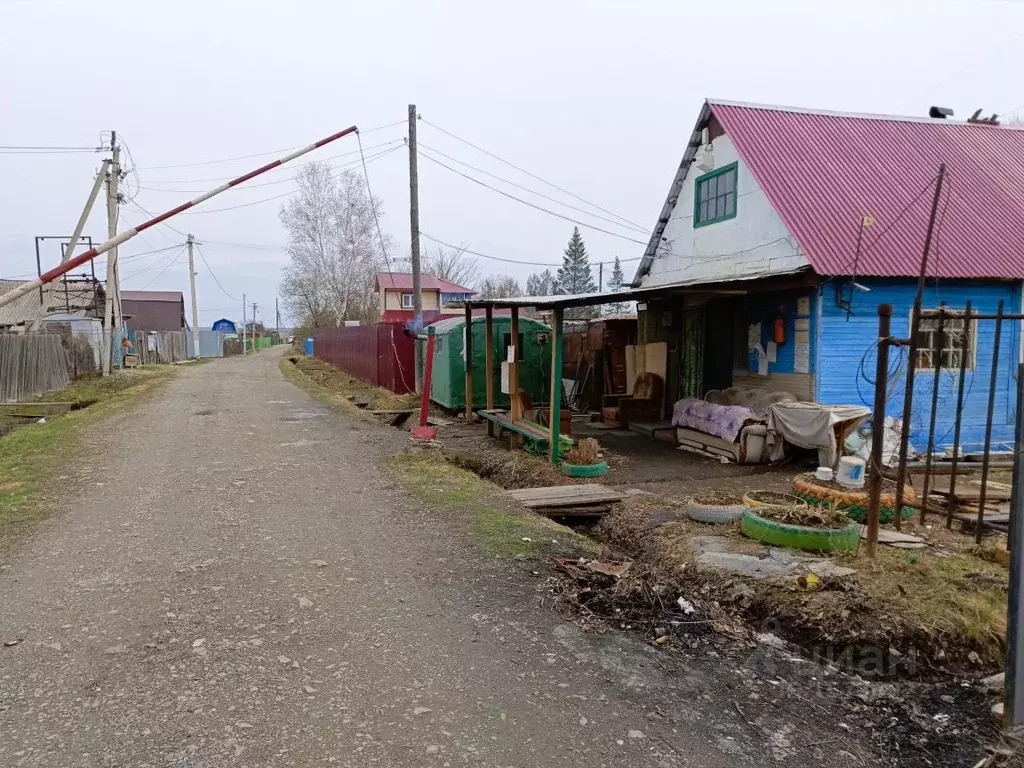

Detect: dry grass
564,438,601,466
285,356,418,412
593,493,1009,668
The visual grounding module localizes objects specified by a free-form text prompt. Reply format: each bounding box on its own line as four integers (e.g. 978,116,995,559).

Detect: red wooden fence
312,323,415,394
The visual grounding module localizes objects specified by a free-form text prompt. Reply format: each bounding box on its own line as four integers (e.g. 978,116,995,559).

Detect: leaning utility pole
408,104,423,328
101,132,121,376
187,234,199,358
63,160,110,264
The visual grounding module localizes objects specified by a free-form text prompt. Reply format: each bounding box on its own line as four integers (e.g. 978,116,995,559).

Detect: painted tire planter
740,509,861,553
686,493,746,524
742,490,808,509
791,473,915,524
561,461,609,478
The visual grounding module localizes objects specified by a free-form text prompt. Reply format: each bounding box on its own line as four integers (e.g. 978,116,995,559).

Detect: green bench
479,409,572,455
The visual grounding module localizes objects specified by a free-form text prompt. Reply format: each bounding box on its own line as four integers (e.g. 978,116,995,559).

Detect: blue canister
304,337,314,356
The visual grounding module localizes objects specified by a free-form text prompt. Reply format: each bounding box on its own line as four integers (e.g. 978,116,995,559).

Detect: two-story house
631,100,1024,448
374,272,475,324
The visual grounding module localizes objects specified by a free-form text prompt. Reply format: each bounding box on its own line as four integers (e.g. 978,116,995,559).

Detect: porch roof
459,267,810,310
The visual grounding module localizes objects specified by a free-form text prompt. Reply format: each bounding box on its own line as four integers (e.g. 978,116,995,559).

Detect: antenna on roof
928,106,954,119
967,108,1001,125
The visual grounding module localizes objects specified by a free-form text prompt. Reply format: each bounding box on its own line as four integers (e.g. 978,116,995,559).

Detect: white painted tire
686,500,746,524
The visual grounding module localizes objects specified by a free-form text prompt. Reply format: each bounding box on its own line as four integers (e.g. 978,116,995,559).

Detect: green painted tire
740,509,861,553
561,461,609,478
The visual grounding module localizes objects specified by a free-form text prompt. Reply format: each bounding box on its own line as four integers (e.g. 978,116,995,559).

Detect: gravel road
0,350,863,767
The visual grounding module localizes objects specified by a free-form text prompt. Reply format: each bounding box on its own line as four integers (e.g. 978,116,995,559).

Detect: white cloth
766,402,871,466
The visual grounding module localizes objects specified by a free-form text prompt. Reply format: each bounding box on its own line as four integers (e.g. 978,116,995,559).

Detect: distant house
631,100,1024,447
374,272,475,324
121,290,187,332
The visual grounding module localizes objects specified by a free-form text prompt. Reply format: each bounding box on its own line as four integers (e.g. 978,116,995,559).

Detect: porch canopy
450,269,808,463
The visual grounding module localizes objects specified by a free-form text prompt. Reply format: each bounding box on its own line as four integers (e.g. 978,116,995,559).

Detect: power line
201,240,284,251
417,142,649,234
133,121,405,172
128,200,191,239
420,117,646,230
195,244,239,302
418,231,643,268
417,151,649,245
137,139,404,188
0,145,102,154
357,132,394,274
174,145,402,215
123,247,184,284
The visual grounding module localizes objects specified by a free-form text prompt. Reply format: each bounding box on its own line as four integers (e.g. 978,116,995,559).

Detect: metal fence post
977,299,1004,544
1004,361,1024,729
866,304,893,558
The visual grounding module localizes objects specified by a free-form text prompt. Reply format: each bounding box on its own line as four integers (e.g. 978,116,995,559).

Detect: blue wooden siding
744,290,817,375
817,279,1022,450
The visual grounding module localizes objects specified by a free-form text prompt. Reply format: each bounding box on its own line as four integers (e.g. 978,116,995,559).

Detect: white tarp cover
766,402,871,466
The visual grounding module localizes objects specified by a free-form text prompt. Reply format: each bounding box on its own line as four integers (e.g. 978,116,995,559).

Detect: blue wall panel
744,290,817,375
817,279,1021,450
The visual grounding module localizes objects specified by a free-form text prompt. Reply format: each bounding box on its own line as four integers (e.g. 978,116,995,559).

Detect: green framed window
694,162,738,227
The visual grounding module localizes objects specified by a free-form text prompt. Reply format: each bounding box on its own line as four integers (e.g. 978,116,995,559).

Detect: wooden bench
479,409,571,455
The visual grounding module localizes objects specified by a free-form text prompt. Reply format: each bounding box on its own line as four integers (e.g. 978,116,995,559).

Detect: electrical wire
420,118,645,230
417,151,650,246
133,122,404,172
356,133,394,274
122,246,184,284
200,240,284,251
137,139,403,188
0,145,103,154
418,231,640,268
174,145,403,215
195,244,239,302
417,142,648,235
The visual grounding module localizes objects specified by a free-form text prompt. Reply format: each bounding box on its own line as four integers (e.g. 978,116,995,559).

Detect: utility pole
408,104,423,328
63,160,110,264
251,302,258,332
242,293,247,354
187,234,199,358
275,297,279,339
101,131,121,376
598,262,603,292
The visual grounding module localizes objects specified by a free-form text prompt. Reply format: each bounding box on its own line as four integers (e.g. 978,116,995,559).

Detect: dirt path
1,349,865,767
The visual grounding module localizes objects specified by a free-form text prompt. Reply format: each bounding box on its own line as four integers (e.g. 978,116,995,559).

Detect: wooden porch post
464,302,474,422
484,305,494,437
548,306,564,464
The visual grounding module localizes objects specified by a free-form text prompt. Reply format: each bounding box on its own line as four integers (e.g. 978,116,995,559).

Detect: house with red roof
631,100,1024,448
374,272,475,324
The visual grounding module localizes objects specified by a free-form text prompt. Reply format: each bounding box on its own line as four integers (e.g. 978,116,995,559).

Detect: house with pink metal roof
631,100,1024,448
373,272,475,324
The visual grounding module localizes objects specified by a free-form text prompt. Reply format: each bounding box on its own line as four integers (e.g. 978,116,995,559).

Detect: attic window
694,162,738,227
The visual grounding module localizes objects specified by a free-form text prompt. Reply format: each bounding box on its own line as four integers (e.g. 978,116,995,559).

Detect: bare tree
476,275,522,300
424,244,480,288
526,269,557,296
278,163,392,328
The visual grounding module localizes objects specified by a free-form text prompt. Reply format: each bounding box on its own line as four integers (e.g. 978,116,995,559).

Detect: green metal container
416,315,552,410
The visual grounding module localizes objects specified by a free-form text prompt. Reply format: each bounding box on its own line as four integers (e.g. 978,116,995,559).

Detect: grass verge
0,367,174,541
385,452,599,559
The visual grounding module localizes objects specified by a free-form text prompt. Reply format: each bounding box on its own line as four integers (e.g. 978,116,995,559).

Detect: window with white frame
914,308,976,370
401,293,414,309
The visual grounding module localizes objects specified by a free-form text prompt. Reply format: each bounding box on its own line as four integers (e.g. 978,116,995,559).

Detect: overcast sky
3,0,1023,327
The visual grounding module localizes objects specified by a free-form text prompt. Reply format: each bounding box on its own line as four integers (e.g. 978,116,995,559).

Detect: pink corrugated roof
709,101,1024,279
374,272,475,294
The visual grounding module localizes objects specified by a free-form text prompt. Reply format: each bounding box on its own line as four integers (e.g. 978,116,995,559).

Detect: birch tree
278,163,391,327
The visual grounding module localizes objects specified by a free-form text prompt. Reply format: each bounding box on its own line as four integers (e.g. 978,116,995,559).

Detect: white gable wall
640,134,810,287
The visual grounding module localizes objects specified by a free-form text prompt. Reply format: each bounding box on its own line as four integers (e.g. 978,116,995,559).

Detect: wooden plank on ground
507,484,624,508
926,476,1013,502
